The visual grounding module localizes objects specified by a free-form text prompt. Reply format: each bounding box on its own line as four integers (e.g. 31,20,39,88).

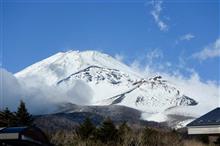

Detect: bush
183,139,207,146
141,127,183,146
196,135,209,144
141,127,162,146
214,136,220,145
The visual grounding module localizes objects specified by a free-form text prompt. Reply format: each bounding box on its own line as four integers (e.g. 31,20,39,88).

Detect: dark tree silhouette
76,117,96,140
118,121,131,135
118,121,131,143
16,100,33,126
0,107,16,127
215,136,220,145
96,117,118,143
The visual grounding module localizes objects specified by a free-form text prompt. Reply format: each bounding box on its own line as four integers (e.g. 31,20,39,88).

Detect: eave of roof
0,127,27,133
187,107,220,126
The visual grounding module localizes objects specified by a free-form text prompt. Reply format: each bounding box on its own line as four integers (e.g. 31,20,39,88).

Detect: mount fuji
14,50,199,127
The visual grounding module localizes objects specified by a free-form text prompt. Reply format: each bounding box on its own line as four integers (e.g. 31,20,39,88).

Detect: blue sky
1,0,219,83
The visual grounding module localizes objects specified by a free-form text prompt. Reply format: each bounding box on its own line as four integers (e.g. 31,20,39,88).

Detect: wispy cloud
192,38,220,61
114,54,124,62
150,0,168,32
180,33,195,41
175,33,195,45
146,48,164,67
146,48,163,63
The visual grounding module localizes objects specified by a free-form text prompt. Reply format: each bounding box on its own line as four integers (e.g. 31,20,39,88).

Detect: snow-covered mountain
15,50,140,86
15,50,198,126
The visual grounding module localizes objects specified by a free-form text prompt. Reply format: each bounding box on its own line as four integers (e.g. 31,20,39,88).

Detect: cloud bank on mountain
0,68,22,111
0,68,94,114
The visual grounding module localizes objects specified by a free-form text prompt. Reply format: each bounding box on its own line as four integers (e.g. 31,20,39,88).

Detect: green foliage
0,107,17,127
75,117,96,140
16,100,33,126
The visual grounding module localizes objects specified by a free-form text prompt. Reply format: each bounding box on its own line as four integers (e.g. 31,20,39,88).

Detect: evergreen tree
0,107,16,127
118,121,131,143
96,117,118,143
76,117,96,140
118,121,131,135
16,100,33,126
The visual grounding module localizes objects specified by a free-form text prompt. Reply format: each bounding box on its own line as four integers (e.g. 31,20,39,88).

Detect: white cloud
193,38,220,61
150,0,168,31
174,33,195,45
0,68,23,111
129,49,164,76
0,68,94,114
114,54,124,62
180,33,195,41
146,48,163,63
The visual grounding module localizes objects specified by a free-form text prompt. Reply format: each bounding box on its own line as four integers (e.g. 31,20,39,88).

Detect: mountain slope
15,50,141,86
15,50,198,126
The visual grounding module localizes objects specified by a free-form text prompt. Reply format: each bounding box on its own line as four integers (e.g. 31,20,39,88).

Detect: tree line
51,117,220,146
0,100,33,127
1,101,220,146
51,117,183,146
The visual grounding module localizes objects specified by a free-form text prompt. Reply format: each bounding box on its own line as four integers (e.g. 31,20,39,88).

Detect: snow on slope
15,50,199,126
15,50,141,86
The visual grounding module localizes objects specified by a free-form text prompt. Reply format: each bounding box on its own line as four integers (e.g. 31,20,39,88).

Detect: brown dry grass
47,128,218,146
183,139,217,146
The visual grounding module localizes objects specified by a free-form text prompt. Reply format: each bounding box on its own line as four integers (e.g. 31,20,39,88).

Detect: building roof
0,126,27,133
187,107,220,127
0,126,50,146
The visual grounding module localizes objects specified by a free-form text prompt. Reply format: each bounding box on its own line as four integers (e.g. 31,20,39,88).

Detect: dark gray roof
187,107,220,126
0,127,27,133
0,126,51,145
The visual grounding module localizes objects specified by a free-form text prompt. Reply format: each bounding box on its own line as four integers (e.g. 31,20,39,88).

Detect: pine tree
118,121,131,135
118,121,131,143
0,107,16,127
96,117,118,143
76,117,96,140
16,100,33,126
